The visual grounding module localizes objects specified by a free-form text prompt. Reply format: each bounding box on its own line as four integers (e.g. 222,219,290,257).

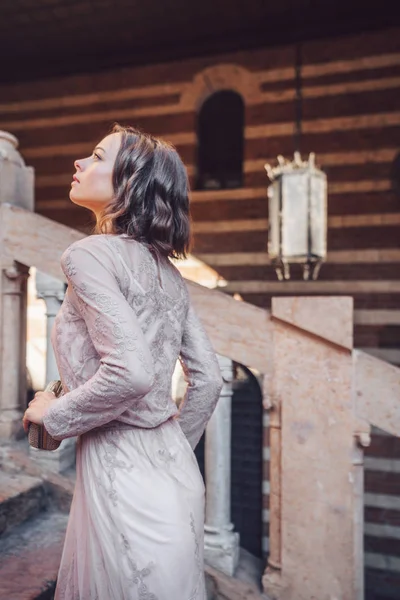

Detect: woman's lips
71,175,79,186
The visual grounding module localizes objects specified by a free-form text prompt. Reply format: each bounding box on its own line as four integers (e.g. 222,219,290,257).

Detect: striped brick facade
1,25,399,595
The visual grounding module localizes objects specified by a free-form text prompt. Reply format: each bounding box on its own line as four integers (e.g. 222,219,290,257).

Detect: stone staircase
0,441,74,600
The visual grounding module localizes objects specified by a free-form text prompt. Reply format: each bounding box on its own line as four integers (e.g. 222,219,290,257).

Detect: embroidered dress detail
42,234,222,600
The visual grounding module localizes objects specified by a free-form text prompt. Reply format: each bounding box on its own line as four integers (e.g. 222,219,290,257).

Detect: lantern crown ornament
264,151,327,282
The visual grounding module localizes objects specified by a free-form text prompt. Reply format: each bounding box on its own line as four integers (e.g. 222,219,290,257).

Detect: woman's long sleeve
177,302,223,450
43,239,155,440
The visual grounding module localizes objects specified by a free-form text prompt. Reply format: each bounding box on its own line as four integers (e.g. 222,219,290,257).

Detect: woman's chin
69,190,85,207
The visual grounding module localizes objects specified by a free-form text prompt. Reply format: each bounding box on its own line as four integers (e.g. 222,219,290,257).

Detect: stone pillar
204,355,240,576
35,271,65,383
29,270,76,472
0,131,34,441
0,265,29,439
262,400,282,599
352,431,369,600
18,264,30,412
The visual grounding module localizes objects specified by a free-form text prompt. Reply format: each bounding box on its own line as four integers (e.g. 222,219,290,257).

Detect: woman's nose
74,159,82,171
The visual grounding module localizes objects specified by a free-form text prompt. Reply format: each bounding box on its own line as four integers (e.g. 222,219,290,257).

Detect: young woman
23,125,223,600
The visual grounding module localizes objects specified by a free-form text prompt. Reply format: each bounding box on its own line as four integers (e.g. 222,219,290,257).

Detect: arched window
196,90,244,190
391,152,400,195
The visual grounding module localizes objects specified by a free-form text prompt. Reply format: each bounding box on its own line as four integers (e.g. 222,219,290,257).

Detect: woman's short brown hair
94,124,192,259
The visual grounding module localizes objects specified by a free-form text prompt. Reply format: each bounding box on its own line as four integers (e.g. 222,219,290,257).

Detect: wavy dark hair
94,124,192,259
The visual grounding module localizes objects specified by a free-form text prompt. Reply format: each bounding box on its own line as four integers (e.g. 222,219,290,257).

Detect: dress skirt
54,418,207,600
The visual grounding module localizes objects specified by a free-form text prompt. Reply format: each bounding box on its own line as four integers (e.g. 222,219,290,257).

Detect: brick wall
1,28,400,364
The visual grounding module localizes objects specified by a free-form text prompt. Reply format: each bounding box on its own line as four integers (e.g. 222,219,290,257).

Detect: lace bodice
43,234,223,449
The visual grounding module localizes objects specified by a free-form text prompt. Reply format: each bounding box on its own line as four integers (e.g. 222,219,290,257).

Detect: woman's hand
22,391,58,434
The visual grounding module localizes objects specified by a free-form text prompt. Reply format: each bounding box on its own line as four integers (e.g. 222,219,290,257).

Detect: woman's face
70,132,122,215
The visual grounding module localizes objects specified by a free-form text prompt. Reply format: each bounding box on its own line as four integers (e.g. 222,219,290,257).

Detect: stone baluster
35,271,65,383
0,264,30,438
204,354,240,576
18,264,30,418
0,130,34,440
29,271,76,472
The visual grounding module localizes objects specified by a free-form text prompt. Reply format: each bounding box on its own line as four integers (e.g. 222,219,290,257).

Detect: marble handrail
0,203,84,281
354,349,400,438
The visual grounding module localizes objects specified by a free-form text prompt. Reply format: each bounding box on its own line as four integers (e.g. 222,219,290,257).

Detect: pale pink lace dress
42,234,223,600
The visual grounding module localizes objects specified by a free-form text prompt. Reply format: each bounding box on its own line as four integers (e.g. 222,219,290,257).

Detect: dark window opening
196,90,244,190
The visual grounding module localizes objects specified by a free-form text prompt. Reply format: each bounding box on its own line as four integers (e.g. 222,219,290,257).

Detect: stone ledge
0,472,47,537
0,440,75,513
205,564,271,600
0,510,68,600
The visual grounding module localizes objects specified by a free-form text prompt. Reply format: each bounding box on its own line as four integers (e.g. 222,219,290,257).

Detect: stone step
205,565,271,600
0,509,68,600
0,472,49,538
205,548,271,600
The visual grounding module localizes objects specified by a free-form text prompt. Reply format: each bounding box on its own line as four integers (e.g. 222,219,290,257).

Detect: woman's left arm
39,238,154,440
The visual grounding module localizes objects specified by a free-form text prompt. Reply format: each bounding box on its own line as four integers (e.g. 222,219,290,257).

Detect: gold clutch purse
28,380,63,451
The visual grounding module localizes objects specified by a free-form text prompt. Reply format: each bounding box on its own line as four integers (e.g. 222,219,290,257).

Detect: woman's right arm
177,302,223,450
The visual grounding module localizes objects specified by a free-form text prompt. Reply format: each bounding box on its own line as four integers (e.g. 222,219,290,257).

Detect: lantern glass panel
268,180,281,259
310,173,327,258
281,171,309,259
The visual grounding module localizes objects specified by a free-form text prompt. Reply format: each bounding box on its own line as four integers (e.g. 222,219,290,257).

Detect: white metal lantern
265,151,327,281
